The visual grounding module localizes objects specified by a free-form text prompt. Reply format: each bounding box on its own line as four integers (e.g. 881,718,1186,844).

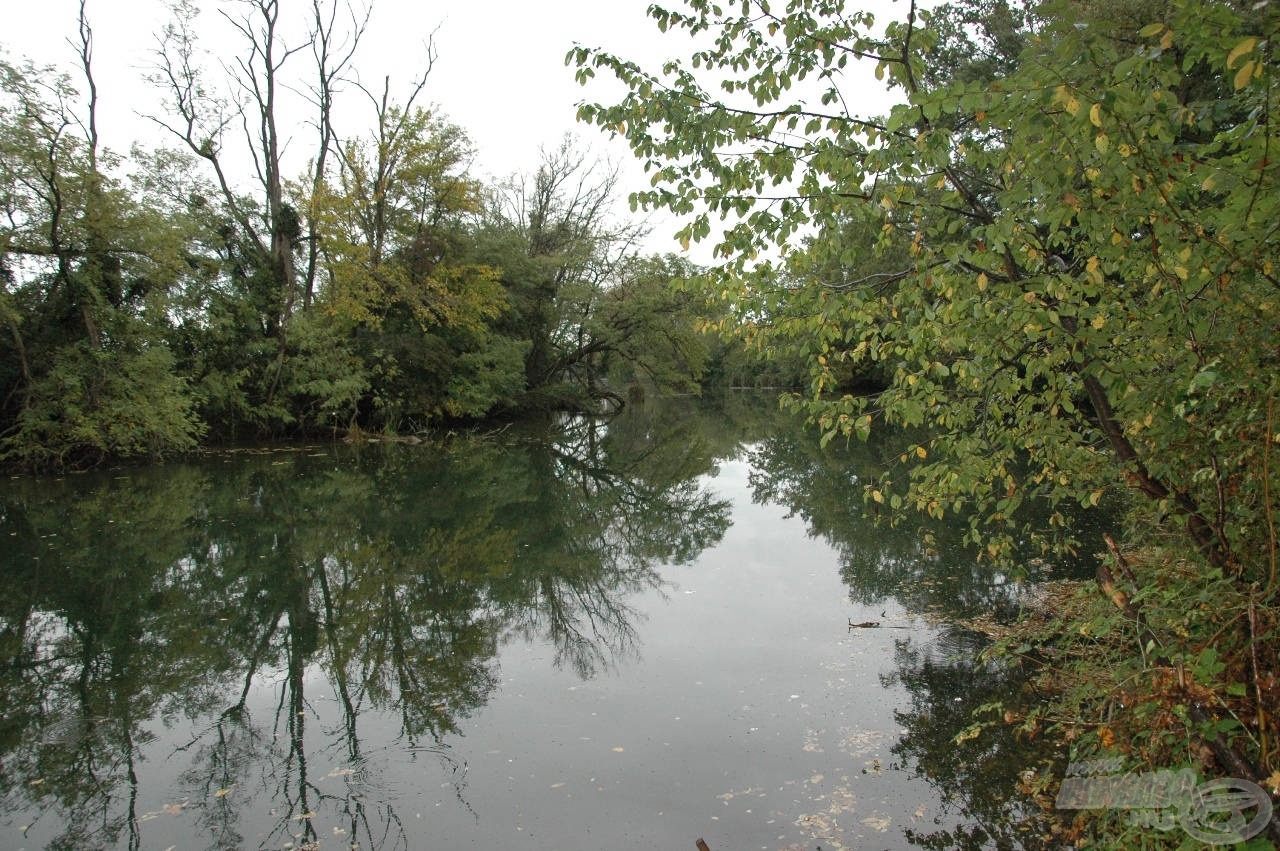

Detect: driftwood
1099,534,1280,843
847,619,911,630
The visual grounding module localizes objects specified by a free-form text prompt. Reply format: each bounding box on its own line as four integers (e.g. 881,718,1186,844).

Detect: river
0,394,1097,849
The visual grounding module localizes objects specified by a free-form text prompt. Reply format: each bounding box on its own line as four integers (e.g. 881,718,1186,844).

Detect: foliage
474,140,712,412
570,0,1280,570
570,0,1280,839
0,4,715,467
979,548,1280,848
0,58,203,467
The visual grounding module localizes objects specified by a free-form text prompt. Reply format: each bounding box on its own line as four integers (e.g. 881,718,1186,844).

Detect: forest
0,0,806,471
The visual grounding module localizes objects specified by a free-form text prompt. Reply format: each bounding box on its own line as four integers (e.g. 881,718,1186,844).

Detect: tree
477,139,707,412
0,4,202,468
570,0,1280,824
148,0,368,426
570,0,1280,571
310,82,511,427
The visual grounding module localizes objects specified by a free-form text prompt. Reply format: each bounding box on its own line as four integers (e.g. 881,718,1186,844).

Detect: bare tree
302,0,369,308
147,0,368,400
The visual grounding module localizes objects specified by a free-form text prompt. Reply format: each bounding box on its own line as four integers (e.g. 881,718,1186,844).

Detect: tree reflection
744,422,1097,849
747,427,1098,619
883,630,1065,850
0,404,738,849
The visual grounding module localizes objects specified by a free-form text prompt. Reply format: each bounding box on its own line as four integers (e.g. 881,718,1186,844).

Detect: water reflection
0,396,1099,849
744,423,1098,849
0,405,735,849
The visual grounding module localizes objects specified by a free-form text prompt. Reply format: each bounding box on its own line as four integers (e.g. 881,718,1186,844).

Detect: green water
0,396,1094,849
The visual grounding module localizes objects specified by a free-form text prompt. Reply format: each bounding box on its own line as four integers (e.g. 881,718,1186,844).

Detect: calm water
0,396,1089,850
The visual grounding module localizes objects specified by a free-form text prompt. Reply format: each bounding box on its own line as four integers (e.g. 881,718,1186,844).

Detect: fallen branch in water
848,619,911,630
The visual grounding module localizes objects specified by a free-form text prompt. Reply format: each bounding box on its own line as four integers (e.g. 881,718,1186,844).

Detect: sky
2,0,901,257
3,0,685,243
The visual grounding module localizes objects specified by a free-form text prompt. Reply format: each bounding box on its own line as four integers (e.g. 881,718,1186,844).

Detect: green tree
477,140,709,412
309,86,512,427
572,1,1280,828
570,0,1280,573
0,22,202,468
148,0,369,433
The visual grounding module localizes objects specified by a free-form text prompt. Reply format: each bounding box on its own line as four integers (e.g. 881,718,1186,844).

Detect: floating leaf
861,814,891,831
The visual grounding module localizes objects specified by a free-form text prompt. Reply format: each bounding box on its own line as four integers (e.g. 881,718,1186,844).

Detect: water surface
0,396,1082,849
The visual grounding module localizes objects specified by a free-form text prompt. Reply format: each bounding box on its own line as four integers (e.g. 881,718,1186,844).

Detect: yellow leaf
1235,60,1256,90
1089,103,1103,127
1092,314,1107,329
1085,256,1104,285
215,787,233,798
1064,95,1080,116
1160,29,1174,51
1095,134,1109,154
977,272,988,291
1265,769,1280,793
915,445,927,459
1138,22,1165,38
1227,37,1258,69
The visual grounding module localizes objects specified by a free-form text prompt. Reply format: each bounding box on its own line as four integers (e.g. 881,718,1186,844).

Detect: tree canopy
0,2,714,468
570,0,1280,833
570,0,1279,576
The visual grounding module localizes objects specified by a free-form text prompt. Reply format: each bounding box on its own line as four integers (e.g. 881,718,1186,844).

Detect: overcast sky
3,0,675,169
3,0,899,256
